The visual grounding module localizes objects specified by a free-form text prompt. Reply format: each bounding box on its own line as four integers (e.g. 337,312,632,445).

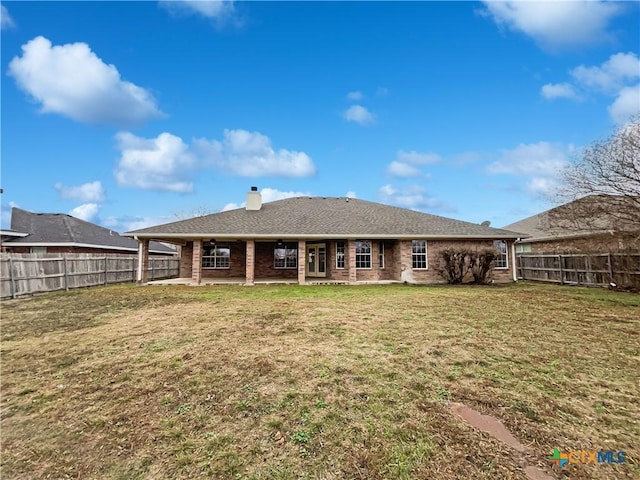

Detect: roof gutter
1,241,173,254
124,233,524,241
516,230,612,243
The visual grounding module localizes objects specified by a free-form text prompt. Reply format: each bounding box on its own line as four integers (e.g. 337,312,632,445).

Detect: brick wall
326,240,351,282
178,237,515,284
398,239,514,284
192,240,202,283
254,242,297,279
201,241,246,278
180,242,193,277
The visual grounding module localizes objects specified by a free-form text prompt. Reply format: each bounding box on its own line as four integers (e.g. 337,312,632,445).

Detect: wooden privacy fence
516,253,640,288
0,253,180,299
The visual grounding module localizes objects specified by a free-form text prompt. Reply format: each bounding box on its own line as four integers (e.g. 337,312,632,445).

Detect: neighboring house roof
5,208,175,254
0,229,29,239
126,197,523,239
503,195,636,243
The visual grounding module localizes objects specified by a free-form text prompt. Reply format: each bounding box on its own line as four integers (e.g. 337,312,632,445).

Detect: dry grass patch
1,283,638,479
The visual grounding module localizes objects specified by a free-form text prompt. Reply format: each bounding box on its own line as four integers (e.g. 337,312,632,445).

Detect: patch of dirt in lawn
451,402,554,480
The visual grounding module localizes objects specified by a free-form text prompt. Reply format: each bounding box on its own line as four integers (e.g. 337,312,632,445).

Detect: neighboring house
2,207,175,255
504,196,640,254
125,187,523,285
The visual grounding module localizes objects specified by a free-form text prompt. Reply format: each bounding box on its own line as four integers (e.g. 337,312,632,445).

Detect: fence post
9,256,16,299
607,253,614,284
151,258,155,280
104,256,108,285
64,254,69,291
518,255,523,280
132,257,136,283
558,255,564,285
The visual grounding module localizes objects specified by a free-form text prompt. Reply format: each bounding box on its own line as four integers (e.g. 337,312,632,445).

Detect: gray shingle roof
503,195,635,243
127,197,522,239
8,208,175,254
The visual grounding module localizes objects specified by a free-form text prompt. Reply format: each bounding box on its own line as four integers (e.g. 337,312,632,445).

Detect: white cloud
222,187,309,211
115,129,315,192
608,84,640,125
54,181,106,203
571,52,640,92
194,129,316,177
486,141,569,176
69,203,100,223
261,187,309,203
541,53,639,123
1,201,19,229
115,132,196,192
387,150,439,178
103,214,172,232
1,5,15,29
345,191,357,198
526,177,559,196
387,161,424,178
541,82,581,100
160,0,235,21
221,202,242,212
480,1,622,50
343,105,375,125
396,150,441,165
346,91,363,101
378,184,456,213
486,142,570,197
8,36,164,126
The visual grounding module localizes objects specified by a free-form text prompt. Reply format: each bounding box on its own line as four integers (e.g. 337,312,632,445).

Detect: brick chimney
246,186,262,211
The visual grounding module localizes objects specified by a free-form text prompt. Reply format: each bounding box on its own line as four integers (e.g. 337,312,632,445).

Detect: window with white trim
274,243,297,269
379,241,385,269
493,240,508,268
336,241,345,269
412,240,428,269
202,245,230,269
30,247,47,254
355,240,372,269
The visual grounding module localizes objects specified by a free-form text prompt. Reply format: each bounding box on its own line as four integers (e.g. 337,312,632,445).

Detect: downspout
135,236,144,283
511,239,519,282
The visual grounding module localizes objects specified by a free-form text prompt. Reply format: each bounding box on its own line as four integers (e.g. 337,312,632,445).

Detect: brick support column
399,240,414,283
192,239,202,284
298,240,306,284
136,238,149,284
245,240,255,285
180,242,193,278
348,239,357,283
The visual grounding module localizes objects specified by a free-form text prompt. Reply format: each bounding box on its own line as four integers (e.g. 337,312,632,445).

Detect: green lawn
1,282,638,479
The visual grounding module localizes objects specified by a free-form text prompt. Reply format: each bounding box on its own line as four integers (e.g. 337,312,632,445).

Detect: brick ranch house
2,207,175,256
504,195,640,254
126,189,523,285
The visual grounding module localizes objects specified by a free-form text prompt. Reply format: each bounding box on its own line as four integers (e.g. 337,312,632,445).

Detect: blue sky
1,1,639,232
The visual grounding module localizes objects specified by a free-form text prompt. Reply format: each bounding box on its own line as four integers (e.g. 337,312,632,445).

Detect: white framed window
379,241,385,269
355,240,372,269
493,240,508,269
515,243,531,253
274,243,297,269
412,240,428,269
30,247,47,254
202,245,230,269
336,241,345,269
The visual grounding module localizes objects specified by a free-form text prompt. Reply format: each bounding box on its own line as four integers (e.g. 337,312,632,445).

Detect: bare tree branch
551,117,640,239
